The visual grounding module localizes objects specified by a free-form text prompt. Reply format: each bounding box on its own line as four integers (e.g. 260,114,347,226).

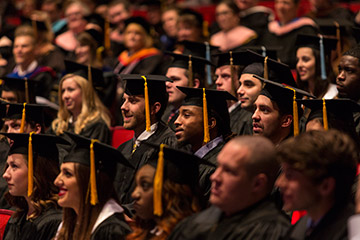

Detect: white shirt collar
134,122,158,147
228,101,241,113
91,198,124,233
14,60,38,76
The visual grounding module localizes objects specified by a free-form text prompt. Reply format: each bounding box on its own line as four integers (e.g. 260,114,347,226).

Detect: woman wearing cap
114,16,164,75
50,73,111,144
210,0,257,52
54,132,132,239
127,144,202,240
2,133,64,240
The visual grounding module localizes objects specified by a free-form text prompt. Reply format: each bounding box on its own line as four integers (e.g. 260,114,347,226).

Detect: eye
140,181,152,191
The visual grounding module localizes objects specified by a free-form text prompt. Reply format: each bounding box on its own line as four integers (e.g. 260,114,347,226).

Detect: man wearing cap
276,130,357,239
115,74,177,205
336,46,360,136
168,135,290,240
163,53,211,130
174,87,237,198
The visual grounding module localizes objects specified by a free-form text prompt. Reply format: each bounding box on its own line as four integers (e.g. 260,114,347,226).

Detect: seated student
2,133,68,240
127,144,203,240
49,61,111,144
0,77,37,103
174,87,237,198
276,130,358,239
54,132,133,240
168,135,290,240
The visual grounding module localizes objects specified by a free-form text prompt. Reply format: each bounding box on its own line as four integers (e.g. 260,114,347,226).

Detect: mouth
239,97,248,103
252,123,262,133
122,115,133,122
58,187,67,197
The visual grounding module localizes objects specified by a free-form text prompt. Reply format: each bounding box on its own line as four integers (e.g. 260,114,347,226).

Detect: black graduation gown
229,104,253,136
240,6,273,40
90,213,132,240
3,207,62,240
114,120,177,205
168,198,290,240
282,202,354,240
0,139,10,209
114,54,166,75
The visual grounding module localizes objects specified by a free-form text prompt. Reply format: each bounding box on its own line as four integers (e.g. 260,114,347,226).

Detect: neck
280,15,296,25
19,60,34,72
71,110,81,122
270,128,290,146
191,129,218,152
307,198,334,222
307,78,316,95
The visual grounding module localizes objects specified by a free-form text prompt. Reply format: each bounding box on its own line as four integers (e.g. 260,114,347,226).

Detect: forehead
216,65,231,73
239,73,261,83
255,95,277,108
179,105,202,113
166,67,187,77
218,142,249,168
137,164,156,179
14,35,34,45
297,47,314,56
340,55,360,66
163,10,178,19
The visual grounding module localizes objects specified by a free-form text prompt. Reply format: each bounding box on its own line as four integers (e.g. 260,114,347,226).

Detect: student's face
121,93,146,133
108,3,130,27
210,142,253,215
174,105,204,145
65,3,87,33
275,0,297,22
131,164,155,220
276,163,321,212
216,3,238,31
177,22,201,42
75,42,91,65
4,119,36,133
54,162,80,213
61,78,83,116
3,154,28,197
124,24,146,52
1,91,17,103
296,47,316,83
162,10,179,38
166,67,189,105
237,73,262,110
336,55,360,101
13,36,35,66
306,118,324,131
252,95,283,140
215,66,239,97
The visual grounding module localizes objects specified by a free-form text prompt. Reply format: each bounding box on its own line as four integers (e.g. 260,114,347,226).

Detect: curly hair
51,74,111,135
277,130,358,204
5,154,59,219
126,179,201,240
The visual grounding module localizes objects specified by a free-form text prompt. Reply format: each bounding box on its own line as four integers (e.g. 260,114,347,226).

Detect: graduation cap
5,103,45,132
84,13,105,29
63,132,133,205
142,142,202,216
241,50,297,87
295,34,338,80
0,77,37,103
353,27,360,44
121,74,170,132
166,52,213,87
64,60,105,89
83,13,110,51
234,45,280,60
3,132,70,197
84,28,104,48
124,16,151,34
20,17,49,37
255,76,315,136
297,98,360,131
177,86,237,143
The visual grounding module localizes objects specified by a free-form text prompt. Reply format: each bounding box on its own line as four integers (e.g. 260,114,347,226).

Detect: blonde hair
51,74,111,135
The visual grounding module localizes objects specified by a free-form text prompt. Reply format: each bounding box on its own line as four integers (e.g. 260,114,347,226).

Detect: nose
120,100,128,112
131,186,140,201
237,85,244,96
54,173,62,187
337,70,345,82
173,114,181,127
165,81,172,89
3,167,10,181
215,76,222,86
210,167,221,183
275,172,285,190
252,108,260,121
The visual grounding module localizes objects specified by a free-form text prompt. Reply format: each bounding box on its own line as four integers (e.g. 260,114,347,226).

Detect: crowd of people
0,0,360,239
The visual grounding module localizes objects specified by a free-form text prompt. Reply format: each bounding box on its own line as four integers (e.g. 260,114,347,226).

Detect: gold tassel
229,51,236,94
203,88,210,143
27,132,35,197
153,143,165,216
20,103,27,133
264,56,268,79
88,64,92,86
334,21,341,59
90,139,99,205
285,86,299,136
203,21,209,39
104,20,110,51
188,55,193,87
25,78,29,103
96,46,104,64
322,98,328,131
142,76,151,131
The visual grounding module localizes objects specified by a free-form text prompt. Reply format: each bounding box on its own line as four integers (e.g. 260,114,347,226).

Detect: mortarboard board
353,27,360,44
84,28,104,48
64,60,105,89
84,13,105,30
295,34,338,80
5,103,45,131
20,17,49,32
0,77,37,103
124,16,151,34
120,74,171,131
141,142,203,216
240,50,297,87
3,132,70,197
297,98,360,131
234,45,280,60
177,86,237,143
166,52,213,87
255,76,315,136
0,102,7,119
63,132,133,205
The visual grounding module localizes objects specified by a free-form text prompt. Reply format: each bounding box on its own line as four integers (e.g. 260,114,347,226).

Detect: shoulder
91,213,132,240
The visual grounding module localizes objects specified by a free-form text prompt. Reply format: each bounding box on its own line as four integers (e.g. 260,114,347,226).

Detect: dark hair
108,0,131,12
343,46,360,67
277,130,358,205
218,0,240,15
56,163,118,240
76,31,102,68
5,154,59,219
149,91,169,121
296,48,335,98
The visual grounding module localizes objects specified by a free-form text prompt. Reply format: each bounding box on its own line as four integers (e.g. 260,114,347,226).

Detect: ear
318,177,336,198
252,173,268,193
193,78,200,88
280,114,293,128
208,116,217,130
150,102,161,115
34,123,42,134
